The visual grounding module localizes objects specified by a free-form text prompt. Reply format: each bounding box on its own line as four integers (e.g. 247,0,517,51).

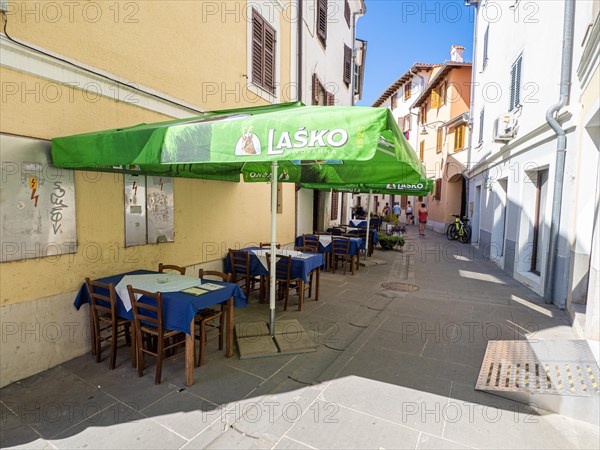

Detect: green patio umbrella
301,180,434,259
52,102,428,336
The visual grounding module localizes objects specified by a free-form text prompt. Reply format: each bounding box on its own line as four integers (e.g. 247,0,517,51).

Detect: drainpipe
297,0,303,102
543,0,576,306
465,0,480,212
350,3,365,106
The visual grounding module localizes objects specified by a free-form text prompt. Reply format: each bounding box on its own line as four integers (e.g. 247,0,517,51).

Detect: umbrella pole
269,161,278,338
365,190,373,260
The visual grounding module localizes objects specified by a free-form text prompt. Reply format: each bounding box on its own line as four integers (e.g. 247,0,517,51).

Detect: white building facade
362,63,434,218
466,0,599,339
295,0,366,234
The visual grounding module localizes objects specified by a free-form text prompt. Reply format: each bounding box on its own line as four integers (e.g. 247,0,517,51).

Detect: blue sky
356,1,475,106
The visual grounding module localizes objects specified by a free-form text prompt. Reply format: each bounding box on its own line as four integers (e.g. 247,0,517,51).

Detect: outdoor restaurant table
349,219,368,227
295,235,364,255
225,247,325,302
74,269,247,386
328,227,379,243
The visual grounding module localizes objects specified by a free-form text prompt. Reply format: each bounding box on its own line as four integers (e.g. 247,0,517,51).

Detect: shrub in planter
383,213,399,225
378,236,405,250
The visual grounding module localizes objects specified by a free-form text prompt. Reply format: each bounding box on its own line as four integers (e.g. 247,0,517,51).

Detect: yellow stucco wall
0,66,297,306
5,1,292,108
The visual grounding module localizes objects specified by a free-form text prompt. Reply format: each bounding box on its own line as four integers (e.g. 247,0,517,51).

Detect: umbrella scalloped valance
51,102,427,185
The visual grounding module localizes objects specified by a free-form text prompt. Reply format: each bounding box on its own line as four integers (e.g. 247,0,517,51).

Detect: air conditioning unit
493,112,518,142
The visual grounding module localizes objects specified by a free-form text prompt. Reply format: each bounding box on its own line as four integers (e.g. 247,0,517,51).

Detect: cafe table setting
74,269,247,385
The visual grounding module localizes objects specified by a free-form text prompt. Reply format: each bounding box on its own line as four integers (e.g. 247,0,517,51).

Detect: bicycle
446,214,471,243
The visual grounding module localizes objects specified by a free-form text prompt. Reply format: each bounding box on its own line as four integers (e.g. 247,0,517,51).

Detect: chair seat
140,325,180,338
98,314,130,325
194,308,222,322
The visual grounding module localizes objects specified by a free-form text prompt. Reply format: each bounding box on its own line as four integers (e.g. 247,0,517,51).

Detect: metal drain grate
476,340,600,396
380,282,419,292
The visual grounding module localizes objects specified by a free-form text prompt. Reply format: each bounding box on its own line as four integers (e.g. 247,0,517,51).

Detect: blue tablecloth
225,248,324,283
295,236,365,255
327,228,379,243
74,270,247,335
349,219,367,227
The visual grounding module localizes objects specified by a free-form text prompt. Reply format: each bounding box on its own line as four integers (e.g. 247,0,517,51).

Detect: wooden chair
331,238,355,275
265,253,311,311
158,263,186,275
195,270,229,366
259,242,281,249
356,229,374,257
126,286,185,384
85,278,135,370
227,249,263,300
301,235,320,252
294,245,317,253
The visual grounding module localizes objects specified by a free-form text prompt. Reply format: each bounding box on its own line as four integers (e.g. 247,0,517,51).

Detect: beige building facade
0,1,362,386
411,48,472,233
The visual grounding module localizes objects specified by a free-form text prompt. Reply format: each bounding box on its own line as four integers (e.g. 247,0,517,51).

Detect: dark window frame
343,44,352,86
344,0,351,27
509,53,523,111
317,0,328,46
251,10,276,94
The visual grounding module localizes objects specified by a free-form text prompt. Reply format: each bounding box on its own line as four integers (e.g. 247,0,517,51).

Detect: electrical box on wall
1,134,78,262
123,174,174,246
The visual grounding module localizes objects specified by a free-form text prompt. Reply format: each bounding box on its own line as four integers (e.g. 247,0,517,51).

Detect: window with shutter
330,191,339,220
453,125,465,151
398,117,403,130
436,128,443,153
509,54,523,111
251,10,276,94
404,83,411,100
344,0,350,27
434,179,442,201
326,91,335,106
431,88,441,109
390,93,397,110
343,44,352,86
317,0,328,46
419,141,425,161
312,73,320,105
483,26,489,69
404,114,411,131
420,105,427,124
441,81,447,106
478,109,485,144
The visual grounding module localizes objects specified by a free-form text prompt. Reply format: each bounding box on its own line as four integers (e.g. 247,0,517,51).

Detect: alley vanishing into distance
2,230,597,449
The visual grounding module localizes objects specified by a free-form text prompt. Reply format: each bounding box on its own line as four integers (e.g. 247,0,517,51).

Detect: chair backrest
259,242,281,249
228,249,250,279
332,237,351,255
313,231,331,236
302,235,320,252
199,269,231,283
85,278,118,323
295,245,317,253
127,285,165,335
266,253,292,282
158,263,186,275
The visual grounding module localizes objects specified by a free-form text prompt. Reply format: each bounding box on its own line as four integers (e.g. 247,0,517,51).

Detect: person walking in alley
393,202,401,221
418,203,428,236
405,201,414,225
382,202,391,216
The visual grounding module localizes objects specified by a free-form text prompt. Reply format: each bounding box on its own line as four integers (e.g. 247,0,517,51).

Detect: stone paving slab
2,232,598,449
274,332,318,355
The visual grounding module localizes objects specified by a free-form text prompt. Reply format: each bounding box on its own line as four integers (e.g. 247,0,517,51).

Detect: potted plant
378,235,405,251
